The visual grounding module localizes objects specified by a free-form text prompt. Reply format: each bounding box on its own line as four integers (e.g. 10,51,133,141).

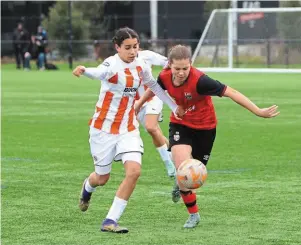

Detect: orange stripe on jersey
136,66,142,86
110,68,134,134
124,68,134,87
110,97,129,134
127,100,136,132
94,91,114,129
108,73,118,84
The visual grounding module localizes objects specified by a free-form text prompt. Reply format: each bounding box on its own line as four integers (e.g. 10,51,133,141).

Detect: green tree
42,1,89,58
73,1,106,40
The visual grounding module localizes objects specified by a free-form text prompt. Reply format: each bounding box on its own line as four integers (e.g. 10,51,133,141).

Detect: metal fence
2,14,301,69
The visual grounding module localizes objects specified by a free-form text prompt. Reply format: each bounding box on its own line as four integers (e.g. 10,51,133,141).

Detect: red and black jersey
157,67,227,130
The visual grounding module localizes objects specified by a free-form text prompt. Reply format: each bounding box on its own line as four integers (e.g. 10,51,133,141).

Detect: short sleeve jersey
157,67,227,130
89,54,153,134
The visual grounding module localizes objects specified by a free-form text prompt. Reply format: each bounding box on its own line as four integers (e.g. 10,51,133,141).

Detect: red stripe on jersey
108,73,118,84
94,91,114,129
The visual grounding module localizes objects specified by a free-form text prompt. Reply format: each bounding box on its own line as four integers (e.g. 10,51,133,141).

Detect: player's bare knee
145,123,159,136
125,167,141,180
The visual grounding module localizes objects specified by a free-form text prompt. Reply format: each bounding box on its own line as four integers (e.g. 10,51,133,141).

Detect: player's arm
72,61,109,81
196,75,279,118
223,86,279,118
141,68,184,118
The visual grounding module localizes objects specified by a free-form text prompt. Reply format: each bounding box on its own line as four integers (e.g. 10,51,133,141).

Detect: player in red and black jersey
135,45,279,228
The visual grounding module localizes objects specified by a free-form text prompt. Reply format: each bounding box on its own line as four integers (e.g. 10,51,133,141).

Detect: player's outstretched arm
223,86,280,118
73,65,98,79
73,65,107,81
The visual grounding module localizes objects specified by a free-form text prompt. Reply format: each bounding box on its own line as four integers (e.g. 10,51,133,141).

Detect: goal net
192,7,301,73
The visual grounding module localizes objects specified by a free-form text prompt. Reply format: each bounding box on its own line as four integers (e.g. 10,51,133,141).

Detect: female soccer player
135,45,280,229
72,28,182,233
136,49,176,179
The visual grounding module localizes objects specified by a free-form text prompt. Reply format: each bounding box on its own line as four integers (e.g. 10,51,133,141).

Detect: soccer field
2,66,301,245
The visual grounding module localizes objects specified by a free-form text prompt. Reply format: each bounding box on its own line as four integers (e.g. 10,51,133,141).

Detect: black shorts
169,123,216,165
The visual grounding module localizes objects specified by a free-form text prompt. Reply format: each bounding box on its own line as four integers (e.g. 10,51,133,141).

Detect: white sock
85,179,96,193
106,196,128,222
156,144,171,162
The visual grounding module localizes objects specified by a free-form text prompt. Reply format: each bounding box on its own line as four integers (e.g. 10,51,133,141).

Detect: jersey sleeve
142,66,177,113
141,50,168,67
196,75,227,97
157,75,166,90
83,59,111,80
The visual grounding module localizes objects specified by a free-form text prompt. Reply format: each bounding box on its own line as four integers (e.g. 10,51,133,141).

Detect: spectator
34,26,48,70
12,22,30,69
23,35,37,71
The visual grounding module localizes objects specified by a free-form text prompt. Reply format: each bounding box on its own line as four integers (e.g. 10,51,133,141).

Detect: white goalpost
192,7,301,73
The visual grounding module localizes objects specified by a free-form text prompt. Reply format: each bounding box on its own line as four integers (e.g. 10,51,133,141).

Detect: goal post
192,7,301,73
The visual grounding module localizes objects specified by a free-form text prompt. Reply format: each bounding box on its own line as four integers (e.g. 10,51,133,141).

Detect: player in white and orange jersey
72,27,184,233
136,50,177,179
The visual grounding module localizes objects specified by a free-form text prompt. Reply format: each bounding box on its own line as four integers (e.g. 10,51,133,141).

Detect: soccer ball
176,159,207,190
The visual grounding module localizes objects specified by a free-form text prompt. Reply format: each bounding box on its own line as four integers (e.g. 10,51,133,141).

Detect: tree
72,1,106,40
42,2,89,58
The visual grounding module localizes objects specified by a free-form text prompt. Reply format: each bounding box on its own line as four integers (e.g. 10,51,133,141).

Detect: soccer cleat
79,178,91,212
101,219,129,233
183,213,200,228
171,184,181,203
164,160,176,178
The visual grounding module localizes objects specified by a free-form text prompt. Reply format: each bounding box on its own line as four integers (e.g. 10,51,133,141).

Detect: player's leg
171,143,201,228
169,123,200,228
144,114,176,177
101,155,141,234
79,128,116,212
169,123,194,203
179,128,216,228
191,128,216,166
101,130,143,233
143,97,176,177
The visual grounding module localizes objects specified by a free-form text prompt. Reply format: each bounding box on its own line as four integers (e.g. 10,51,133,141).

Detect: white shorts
137,96,163,128
89,127,144,175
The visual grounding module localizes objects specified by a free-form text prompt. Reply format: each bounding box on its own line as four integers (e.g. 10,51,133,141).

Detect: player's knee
125,168,141,181
145,123,158,135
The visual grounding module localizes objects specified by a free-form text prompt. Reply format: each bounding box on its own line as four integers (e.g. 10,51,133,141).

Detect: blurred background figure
33,25,48,70
12,22,30,69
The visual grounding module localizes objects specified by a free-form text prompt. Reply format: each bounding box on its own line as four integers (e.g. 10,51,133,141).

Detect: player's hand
134,100,142,115
73,65,86,77
174,106,185,120
257,105,280,118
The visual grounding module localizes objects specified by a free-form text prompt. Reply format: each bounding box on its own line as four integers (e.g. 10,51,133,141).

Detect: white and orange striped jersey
136,50,168,101
83,53,177,135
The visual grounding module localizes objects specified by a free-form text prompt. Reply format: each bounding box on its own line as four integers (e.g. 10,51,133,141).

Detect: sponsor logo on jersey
102,61,110,67
185,105,196,113
123,87,137,97
184,92,192,100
